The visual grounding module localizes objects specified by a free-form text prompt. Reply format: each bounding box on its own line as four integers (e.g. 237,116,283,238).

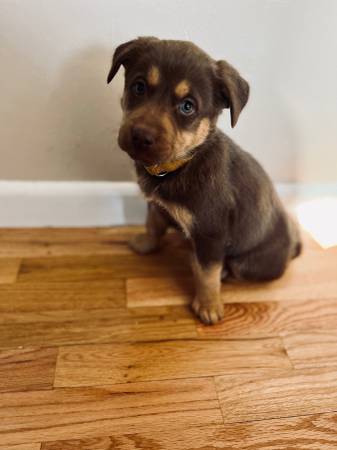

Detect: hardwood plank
0,227,145,257
41,413,337,450
0,258,21,284
0,347,57,393
0,280,125,315
0,306,197,348
127,276,193,308
127,246,337,308
196,299,337,339
215,368,337,423
284,331,337,369
0,227,190,258
0,378,222,446
0,303,191,325
1,445,41,450
18,251,190,283
54,338,291,387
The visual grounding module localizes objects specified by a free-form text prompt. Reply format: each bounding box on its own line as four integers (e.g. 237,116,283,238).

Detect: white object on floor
295,197,337,249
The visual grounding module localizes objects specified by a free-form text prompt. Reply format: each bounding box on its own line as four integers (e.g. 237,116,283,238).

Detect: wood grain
1,445,41,450
0,225,336,449
18,251,190,283
0,378,222,446
54,338,291,387
196,299,337,338
0,306,197,348
215,368,337,423
0,280,125,316
127,276,193,308
284,331,337,369
0,347,57,393
0,227,146,257
0,258,21,284
41,413,337,450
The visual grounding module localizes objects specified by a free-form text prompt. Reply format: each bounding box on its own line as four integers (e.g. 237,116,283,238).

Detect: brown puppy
107,37,302,325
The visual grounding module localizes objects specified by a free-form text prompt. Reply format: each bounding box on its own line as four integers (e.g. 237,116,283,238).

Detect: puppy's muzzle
119,119,172,165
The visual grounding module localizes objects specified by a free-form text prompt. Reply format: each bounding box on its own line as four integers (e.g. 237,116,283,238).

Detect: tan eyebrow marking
175,80,190,98
147,66,160,86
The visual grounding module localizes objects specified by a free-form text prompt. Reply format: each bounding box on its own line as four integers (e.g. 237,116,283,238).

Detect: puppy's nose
131,125,155,149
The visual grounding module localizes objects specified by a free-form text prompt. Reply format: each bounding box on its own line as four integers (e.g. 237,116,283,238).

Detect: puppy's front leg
191,239,224,325
129,202,168,254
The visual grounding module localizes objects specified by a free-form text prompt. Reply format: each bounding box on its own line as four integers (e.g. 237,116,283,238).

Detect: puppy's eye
131,80,147,96
178,98,196,116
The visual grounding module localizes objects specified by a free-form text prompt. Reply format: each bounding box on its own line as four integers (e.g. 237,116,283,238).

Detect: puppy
107,37,302,325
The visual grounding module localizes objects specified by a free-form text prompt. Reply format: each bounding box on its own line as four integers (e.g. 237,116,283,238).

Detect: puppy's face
108,38,249,166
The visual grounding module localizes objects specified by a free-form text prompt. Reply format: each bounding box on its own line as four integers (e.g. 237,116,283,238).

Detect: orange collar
144,156,193,177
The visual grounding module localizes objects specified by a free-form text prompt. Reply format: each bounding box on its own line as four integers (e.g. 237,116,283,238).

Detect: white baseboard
0,181,146,227
0,180,336,227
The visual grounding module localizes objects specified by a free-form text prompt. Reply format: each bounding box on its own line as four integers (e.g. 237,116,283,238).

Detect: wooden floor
0,226,337,449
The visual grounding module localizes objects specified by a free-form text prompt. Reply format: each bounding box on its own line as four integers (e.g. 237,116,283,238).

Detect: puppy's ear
215,60,249,127
107,36,158,84
107,39,137,84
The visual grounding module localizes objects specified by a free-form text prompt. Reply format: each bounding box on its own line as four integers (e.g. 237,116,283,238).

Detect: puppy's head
107,37,249,166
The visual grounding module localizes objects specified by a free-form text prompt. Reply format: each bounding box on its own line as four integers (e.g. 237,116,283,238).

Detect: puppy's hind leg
228,239,290,282
228,211,301,282
129,202,169,254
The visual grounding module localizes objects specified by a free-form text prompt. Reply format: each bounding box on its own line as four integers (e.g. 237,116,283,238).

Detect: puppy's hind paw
191,297,225,325
128,233,160,255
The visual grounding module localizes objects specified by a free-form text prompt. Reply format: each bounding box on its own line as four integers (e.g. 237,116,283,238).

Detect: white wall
0,0,336,182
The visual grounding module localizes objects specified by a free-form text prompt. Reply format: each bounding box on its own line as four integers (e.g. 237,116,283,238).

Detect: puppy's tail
292,240,302,259
287,214,302,260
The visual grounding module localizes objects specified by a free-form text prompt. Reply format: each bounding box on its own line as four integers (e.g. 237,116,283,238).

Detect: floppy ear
107,36,159,84
215,60,249,127
107,39,138,84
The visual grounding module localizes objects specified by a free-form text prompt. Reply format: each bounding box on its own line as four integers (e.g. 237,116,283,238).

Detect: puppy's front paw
128,233,159,255
191,297,225,325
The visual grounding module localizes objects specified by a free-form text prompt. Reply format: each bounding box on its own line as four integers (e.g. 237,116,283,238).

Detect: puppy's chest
137,170,194,237
152,194,194,236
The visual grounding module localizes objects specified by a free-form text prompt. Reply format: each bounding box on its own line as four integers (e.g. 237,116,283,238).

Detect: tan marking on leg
191,256,224,325
147,66,160,86
192,257,222,302
175,80,190,98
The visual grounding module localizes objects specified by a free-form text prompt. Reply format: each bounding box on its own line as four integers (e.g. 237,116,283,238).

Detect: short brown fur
151,196,193,237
